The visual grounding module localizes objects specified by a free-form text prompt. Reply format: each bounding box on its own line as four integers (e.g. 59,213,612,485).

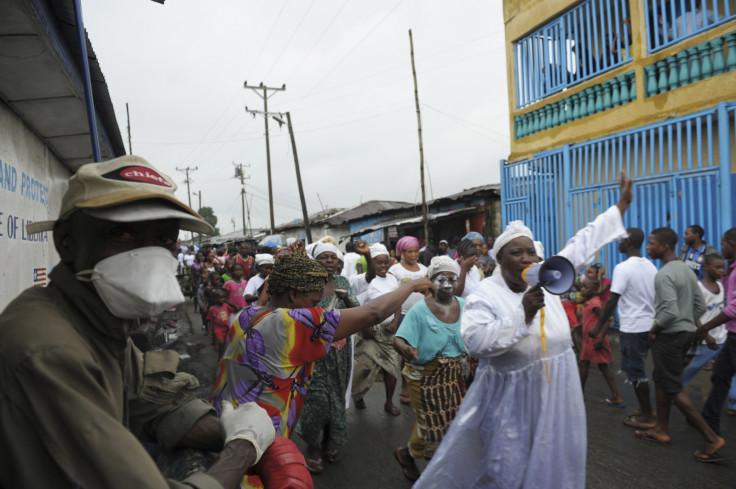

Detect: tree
198,206,220,236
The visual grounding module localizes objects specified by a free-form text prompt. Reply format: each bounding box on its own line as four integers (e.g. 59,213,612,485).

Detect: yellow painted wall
503,0,736,163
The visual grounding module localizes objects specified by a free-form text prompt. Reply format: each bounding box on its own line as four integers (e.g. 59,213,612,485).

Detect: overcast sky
84,0,510,235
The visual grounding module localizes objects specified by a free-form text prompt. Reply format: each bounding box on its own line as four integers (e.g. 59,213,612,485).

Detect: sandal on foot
324,448,341,463
354,398,366,409
306,457,324,474
399,393,411,405
394,447,420,481
694,450,725,463
601,398,625,408
384,404,401,416
634,430,671,444
622,415,655,430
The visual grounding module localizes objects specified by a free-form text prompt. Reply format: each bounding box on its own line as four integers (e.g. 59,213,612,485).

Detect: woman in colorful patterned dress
211,249,434,479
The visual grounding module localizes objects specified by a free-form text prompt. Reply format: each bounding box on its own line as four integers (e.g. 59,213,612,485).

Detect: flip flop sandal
384,404,401,416
601,398,625,408
622,415,655,430
694,450,725,463
394,447,420,481
324,448,341,463
399,393,411,405
634,430,671,444
305,457,324,474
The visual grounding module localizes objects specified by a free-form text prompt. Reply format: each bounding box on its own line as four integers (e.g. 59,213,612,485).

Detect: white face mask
75,246,184,319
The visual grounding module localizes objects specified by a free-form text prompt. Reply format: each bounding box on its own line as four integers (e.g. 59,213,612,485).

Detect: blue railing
646,0,736,53
514,0,632,108
502,102,733,272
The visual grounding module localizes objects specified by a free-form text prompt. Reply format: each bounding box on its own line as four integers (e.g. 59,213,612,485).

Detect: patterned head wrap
427,256,460,278
369,243,389,259
395,236,420,256
492,220,534,258
267,251,328,296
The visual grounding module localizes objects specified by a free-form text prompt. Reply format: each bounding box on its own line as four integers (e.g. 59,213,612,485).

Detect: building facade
502,0,735,270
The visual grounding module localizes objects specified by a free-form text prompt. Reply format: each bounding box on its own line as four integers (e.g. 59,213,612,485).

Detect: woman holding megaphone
412,172,633,489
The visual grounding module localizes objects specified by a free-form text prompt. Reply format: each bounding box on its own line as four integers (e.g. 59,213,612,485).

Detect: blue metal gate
501,101,734,271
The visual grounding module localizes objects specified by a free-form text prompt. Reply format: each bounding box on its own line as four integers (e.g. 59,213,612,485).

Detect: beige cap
26,155,214,235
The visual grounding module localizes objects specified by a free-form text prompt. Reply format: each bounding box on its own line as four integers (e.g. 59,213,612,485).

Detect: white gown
414,205,627,489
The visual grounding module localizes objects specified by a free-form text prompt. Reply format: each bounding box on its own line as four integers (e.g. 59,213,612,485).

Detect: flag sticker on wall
33,267,47,287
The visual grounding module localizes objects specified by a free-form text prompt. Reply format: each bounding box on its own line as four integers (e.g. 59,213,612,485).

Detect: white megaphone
521,255,576,295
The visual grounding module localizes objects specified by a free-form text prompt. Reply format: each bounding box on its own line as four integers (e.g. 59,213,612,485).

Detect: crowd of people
1,156,735,489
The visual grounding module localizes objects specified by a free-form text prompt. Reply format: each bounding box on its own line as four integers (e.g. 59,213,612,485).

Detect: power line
291,0,407,110
261,0,317,80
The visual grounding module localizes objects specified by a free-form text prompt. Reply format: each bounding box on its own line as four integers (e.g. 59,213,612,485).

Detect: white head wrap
255,253,275,266
312,242,343,261
492,220,534,259
427,255,460,278
534,241,545,260
369,243,389,259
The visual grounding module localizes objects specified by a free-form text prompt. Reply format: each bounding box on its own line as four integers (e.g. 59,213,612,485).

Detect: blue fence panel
502,102,733,272
646,0,736,53
514,0,632,108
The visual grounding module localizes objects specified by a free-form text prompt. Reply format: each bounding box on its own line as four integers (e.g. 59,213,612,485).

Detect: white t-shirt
388,263,428,315
610,256,657,333
349,273,370,298
244,275,266,299
340,252,360,278
460,264,482,299
698,280,726,344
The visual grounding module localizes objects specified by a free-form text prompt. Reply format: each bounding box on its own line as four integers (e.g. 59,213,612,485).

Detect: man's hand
219,401,275,465
704,334,719,351
593,338,604,350
649,321,662,341
411,277,436,297
588,326,600,339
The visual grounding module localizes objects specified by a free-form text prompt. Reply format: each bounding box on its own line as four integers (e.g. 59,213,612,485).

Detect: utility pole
196,190,202,244
280,112,312,243
176,166,198,242
233,162,251,238
126,102,133,155
409,29,429,245
244,81,285,234
176,166,198,210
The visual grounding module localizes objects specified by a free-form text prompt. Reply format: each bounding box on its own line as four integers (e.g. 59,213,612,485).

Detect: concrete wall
0,100,70,309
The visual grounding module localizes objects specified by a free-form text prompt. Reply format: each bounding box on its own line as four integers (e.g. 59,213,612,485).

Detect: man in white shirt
340,241,361,278
588,228,658,429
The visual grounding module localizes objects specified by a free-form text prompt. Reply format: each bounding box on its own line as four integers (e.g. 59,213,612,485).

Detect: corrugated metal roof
349,206,480,236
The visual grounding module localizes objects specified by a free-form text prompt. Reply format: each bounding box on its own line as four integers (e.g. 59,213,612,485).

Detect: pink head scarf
395,236,420,257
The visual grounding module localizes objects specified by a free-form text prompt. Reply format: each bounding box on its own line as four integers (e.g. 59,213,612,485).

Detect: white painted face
433,272,458,296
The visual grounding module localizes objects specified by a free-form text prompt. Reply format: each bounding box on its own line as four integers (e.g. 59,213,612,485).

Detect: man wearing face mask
0,156,276,489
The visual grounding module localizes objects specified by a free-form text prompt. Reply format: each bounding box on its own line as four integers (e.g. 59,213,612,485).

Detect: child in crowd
222,262,247,310
203,273,223,339
587,264,612,304
206,289,236,358
244,254,274,304
220,258,235,282
578,276,624,407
